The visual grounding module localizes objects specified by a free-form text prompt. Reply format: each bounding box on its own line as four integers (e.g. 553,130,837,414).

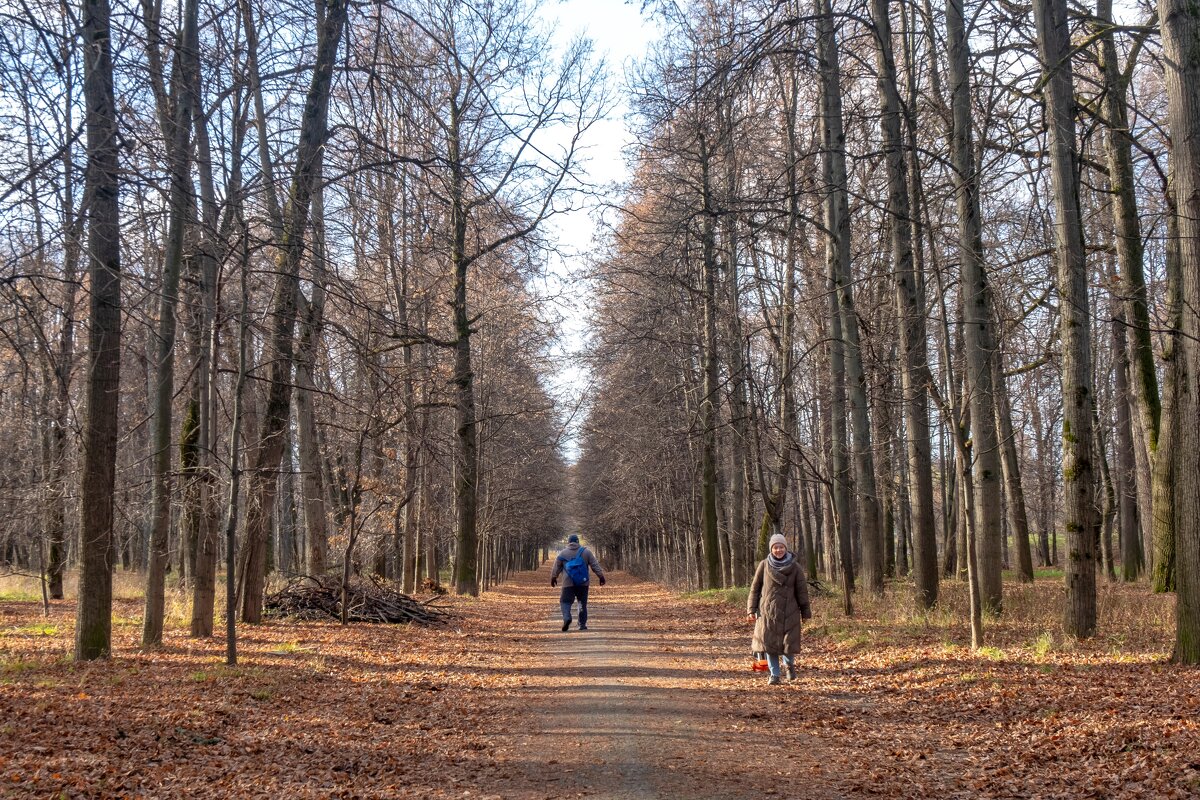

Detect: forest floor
1,565,1198,798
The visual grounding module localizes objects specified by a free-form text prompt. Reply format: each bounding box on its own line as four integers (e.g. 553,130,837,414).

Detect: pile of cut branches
264,574,452,625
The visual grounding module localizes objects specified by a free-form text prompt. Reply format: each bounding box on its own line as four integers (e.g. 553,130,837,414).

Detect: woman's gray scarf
767,551,795,571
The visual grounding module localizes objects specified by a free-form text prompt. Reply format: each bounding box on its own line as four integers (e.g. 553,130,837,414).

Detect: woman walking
747,533,812,685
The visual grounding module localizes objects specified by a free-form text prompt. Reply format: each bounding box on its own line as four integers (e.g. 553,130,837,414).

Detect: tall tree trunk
143,0,198,647
238,0,348,621
1147,3,1197,653
179,397,200,584
819,0,882,597
46,108,82,601
874,361,897,579
278,423,299,576
223,230,253,665
946,0,1005,612
873,0,936,600
296,183,330,577
721,131,751,586
387,174,422,594
1034,0,1098,638
699,135,723,589
897,1,940,606
188,81,233,638
817,0,855,613
75,0,122,662
450,92,481,596
1096,0,1163,587
754,78,801,564
1150,203,1181,592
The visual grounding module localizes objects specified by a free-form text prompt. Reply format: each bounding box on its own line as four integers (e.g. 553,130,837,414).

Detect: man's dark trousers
560,584,589,627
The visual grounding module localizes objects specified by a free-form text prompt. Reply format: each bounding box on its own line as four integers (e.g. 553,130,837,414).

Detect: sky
534,0,660,460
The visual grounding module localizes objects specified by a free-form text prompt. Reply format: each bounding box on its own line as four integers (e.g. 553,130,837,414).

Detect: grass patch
0,589,41,602
1,655,41,679
976,646,1006,661
1031,631,1054,659
185,662,277,699
269,641,313,655
2,623,57,637
164,588,194,631
685,586,750,609
811,622,874,650
0,572,49,603
188,663,267,684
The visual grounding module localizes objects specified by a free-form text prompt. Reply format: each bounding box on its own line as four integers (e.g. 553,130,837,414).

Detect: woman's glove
598,575,606,586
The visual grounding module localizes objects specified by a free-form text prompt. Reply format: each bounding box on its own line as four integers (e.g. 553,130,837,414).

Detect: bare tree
1033,0,1098,638
237,0,348,622
74,0,123,662
1157,0,1200,664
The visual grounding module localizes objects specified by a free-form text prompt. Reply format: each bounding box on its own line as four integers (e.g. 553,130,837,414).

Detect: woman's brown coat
748,557,812,655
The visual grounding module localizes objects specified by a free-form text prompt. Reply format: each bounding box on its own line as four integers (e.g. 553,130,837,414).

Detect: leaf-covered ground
1,567,1197,798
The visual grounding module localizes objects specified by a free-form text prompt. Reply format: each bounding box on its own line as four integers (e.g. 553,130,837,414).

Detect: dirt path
474,566,838,800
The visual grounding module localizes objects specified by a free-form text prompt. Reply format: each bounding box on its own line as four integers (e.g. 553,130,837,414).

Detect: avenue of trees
576,0,1199,661
1,0,1197,668
0,0,596,659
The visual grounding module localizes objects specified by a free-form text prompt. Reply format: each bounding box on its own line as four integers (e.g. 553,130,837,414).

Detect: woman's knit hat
769,533,787,550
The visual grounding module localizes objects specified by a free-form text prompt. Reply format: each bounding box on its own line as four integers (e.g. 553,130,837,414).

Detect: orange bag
751,653,769,672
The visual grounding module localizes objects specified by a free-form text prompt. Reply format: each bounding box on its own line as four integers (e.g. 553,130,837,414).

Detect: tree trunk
222,230,254,664
1095,0,1159,586
1034,0,1098,638
946,0,1005,612
867,0,909,589
47,153,81,602
449,92,482,596
699,135,723,590
143,0,198,647
896,2,940,606
1147,4,1197,653
754,80,801,566
75,0,122,662
238,0,348,621
187,23,237,636
721,140,751,587
819,0,881,598
817,0,855,613
296,183,330,577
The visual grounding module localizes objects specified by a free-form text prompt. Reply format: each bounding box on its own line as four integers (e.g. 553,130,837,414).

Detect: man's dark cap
568,534,580,543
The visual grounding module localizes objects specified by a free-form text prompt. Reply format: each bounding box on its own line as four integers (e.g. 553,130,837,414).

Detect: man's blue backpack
565,547,590,584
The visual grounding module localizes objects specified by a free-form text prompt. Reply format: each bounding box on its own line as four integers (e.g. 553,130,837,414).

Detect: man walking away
551,534,606,631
